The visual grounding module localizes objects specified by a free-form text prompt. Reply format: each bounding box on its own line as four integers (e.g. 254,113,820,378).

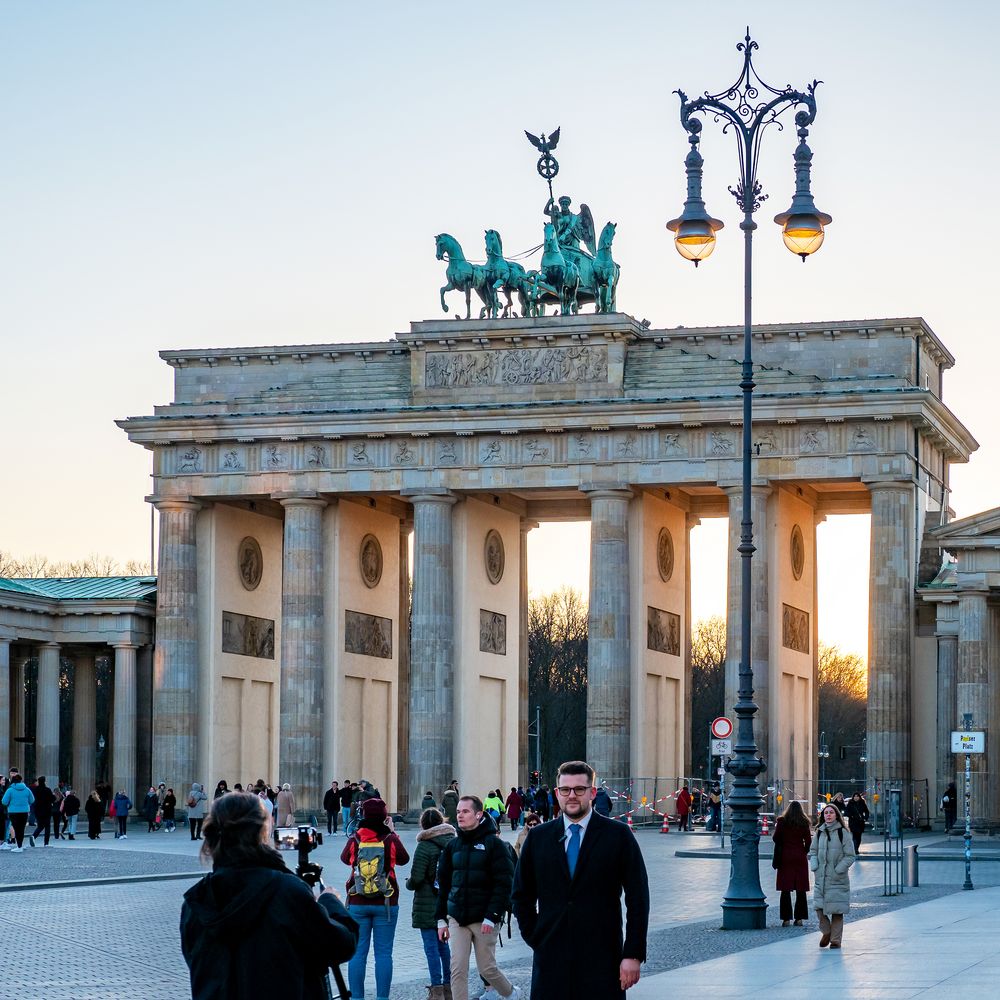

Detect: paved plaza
2,825,1000,999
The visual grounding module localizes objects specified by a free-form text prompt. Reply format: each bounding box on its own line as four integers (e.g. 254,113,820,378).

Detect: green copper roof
0,576,157,601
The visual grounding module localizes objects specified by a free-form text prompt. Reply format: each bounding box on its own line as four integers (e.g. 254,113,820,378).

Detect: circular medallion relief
790,523,805,581
657,527,674,582
484,529,505,585
238,536,263,591
359,534,383,589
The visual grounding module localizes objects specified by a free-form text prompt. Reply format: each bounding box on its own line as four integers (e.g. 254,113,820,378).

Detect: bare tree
0,550,151,578
528,587,588,782
818,642,867,780
689,615,727,780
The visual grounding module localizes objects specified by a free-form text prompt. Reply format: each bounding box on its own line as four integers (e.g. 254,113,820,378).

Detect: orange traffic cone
659,813,669,834
761,814,769,835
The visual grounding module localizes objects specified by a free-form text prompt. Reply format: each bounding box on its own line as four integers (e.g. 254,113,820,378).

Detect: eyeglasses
556,785,592,797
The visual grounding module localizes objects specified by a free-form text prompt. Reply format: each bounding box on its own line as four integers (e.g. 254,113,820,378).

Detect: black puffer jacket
181,852,358,1000
434,814,514,926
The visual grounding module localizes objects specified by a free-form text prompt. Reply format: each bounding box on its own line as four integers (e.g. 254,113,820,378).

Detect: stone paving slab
2,826,998,999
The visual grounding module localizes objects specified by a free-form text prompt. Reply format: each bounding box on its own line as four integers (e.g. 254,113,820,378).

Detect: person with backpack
435,795,521,1000
406,806,456,1000
340,797,410,1000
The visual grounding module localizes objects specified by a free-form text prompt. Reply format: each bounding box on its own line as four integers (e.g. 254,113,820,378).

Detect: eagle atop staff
524,127,560,155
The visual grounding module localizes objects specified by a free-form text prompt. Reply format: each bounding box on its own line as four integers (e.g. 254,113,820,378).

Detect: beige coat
809,821,856,914
276,788,296,826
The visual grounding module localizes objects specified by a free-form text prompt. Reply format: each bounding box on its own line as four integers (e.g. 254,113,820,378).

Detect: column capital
580,483,632,500
148,496,202,513
274,492,328,509
720,483,772,498
863,478,916,493
403,490,458,506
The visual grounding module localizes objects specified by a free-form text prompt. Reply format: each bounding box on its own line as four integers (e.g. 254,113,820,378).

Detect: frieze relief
425,344,608,389
479,610,507,655
222,611,275,659
345,610,392,659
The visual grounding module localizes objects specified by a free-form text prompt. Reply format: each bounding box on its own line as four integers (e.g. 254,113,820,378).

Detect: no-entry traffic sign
711,717,733,739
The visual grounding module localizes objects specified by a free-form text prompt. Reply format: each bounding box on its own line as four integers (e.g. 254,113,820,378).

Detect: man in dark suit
513,760,649,998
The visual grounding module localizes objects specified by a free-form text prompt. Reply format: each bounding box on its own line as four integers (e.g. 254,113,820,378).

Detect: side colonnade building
106,313,977,817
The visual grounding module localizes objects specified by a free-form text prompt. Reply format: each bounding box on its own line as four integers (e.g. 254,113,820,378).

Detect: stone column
112,643,138,800
584,487,632,784
278,495,327,815
724,485,771,769
934,600,959,820
152,499,201,792
518,520,538,786
405,491,457,812
956,588,990,823
0,638,9,771
396,518,412,814
36,642,61,781
73,653,97,794
866,481,915,785
9,649,29,772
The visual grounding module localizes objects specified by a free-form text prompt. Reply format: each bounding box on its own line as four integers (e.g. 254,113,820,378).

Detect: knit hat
361,797,388,823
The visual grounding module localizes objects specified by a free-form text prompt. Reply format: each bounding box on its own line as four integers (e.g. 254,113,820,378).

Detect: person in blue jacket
1,774,35,851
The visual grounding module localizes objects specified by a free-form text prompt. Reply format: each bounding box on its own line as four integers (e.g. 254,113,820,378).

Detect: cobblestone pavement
2,826,997,999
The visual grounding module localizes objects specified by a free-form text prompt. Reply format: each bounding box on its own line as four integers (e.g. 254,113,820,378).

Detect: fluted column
0,638,10,771
405,491,457,811
112,643,138,801
396,518,413,814
153,499,201,792
934,600,958,819
278,495,327,813
73,653,97,794
585,487,632,784
866,481,915,784
724,485,771,769
957,588,990,823
518,520,538,785
36,642,61,781
10,649,29,772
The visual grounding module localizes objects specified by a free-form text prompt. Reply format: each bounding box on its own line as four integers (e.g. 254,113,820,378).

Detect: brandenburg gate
117,311,976,814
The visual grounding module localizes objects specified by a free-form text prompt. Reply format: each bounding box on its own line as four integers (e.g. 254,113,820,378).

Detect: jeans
348,903,398,999
420,927,451,986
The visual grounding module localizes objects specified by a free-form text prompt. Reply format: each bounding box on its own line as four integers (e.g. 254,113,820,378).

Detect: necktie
567,823,581,877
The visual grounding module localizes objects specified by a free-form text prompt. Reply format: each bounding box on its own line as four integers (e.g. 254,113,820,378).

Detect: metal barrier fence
601,775,932,834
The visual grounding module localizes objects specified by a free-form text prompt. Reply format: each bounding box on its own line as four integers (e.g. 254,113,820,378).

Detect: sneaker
28,835,35,848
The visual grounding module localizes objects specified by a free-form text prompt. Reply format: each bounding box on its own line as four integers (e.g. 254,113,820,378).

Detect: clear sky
2,3,997,660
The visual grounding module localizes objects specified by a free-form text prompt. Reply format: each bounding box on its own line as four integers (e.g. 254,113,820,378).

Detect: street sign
951,731,986,754
712,738,733,756
711,717,733,739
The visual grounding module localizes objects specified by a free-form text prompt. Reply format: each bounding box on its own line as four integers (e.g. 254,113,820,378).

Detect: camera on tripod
275,822,324,886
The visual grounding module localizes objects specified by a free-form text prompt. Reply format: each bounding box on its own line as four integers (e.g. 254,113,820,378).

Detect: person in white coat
809,803,856,949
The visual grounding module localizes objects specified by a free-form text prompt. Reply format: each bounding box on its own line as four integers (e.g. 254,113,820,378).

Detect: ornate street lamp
668,30,831,930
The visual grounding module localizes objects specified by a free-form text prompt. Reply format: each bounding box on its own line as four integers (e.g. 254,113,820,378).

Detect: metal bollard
904,844,919,887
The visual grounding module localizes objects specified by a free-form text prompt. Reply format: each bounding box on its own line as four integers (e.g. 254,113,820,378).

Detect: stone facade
117,313,978,814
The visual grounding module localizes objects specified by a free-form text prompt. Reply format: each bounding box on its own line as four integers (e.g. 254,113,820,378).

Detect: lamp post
668,31,831,930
